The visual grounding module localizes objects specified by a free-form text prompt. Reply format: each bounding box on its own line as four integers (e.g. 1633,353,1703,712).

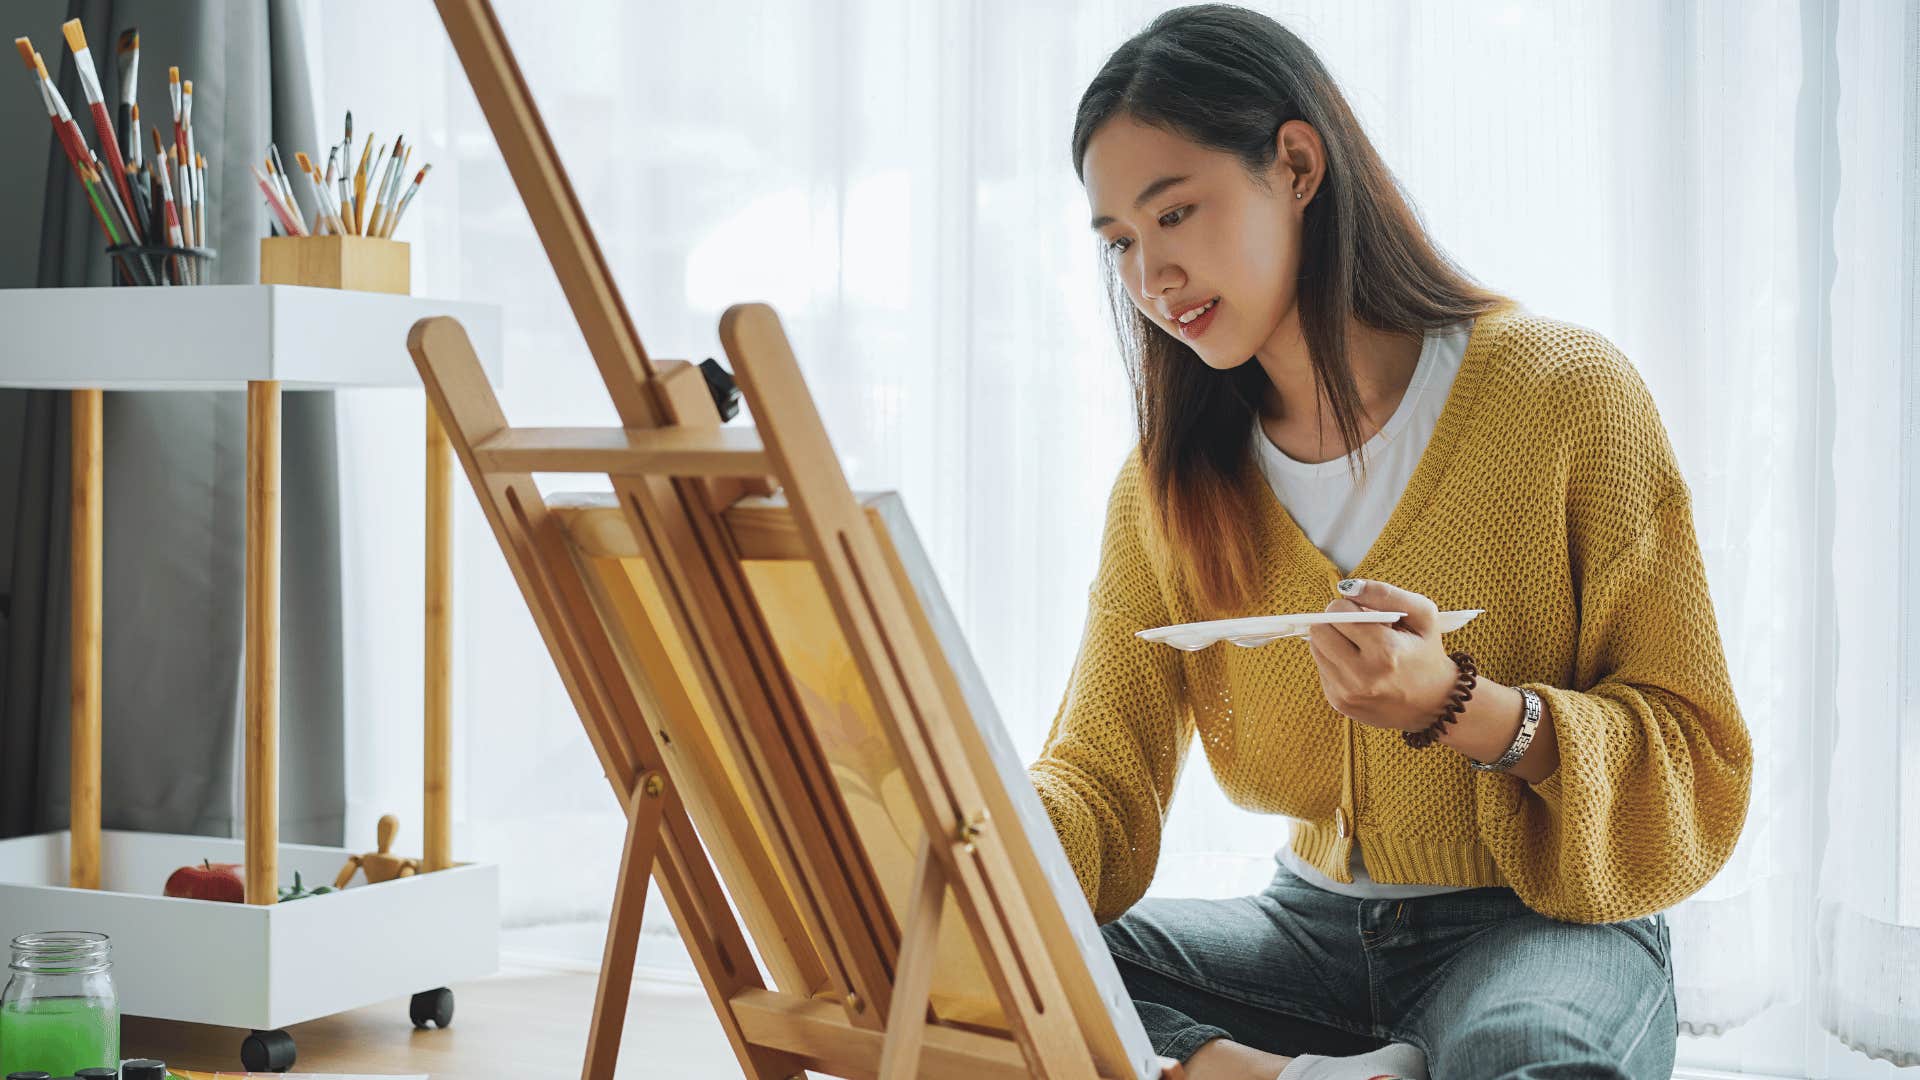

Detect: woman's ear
1273,119,1323,203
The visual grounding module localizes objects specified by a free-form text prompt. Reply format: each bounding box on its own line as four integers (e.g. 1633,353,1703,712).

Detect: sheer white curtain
303,1,1915,1075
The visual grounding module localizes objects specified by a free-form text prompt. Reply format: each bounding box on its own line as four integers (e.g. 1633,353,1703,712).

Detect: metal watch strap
1469,686,1542,772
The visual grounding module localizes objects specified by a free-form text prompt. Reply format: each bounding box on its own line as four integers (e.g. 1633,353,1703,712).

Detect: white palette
1138,608,1484,651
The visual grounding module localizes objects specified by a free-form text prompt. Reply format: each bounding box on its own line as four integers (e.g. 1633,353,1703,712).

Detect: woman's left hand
1306,578,1459,732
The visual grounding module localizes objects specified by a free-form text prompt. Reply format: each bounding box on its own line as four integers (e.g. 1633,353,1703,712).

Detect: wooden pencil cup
260,235,410,295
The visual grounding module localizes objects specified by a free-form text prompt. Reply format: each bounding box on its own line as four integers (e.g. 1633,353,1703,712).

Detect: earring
1295,192,1303,199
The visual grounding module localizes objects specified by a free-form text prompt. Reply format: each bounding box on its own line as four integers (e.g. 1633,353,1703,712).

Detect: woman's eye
1105,206,1191,254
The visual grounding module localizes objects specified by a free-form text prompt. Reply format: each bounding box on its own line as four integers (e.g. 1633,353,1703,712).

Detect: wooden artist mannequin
333,813,423,888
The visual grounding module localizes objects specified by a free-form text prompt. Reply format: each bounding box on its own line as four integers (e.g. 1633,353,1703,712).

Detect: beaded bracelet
1402,651,1477,750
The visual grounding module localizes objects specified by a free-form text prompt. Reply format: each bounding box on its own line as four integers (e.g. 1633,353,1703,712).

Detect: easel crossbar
473,424,770,476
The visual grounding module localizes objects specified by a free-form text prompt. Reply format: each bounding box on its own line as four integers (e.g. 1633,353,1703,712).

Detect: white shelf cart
0,284,504,1070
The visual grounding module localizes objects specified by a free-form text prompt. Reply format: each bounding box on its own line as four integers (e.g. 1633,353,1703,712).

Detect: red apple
164,859,245,903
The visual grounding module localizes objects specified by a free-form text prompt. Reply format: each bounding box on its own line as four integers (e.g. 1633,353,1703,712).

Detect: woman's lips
1177,298,1220,340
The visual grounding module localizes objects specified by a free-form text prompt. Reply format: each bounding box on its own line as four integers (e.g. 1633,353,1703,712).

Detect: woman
1028,7,1754,1080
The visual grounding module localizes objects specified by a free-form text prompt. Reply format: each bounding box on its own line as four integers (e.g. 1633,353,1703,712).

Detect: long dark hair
1072,4,1508,616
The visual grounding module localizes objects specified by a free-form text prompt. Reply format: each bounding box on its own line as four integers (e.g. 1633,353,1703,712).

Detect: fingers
1307,631,1352,717
1308,618,1359,660
1323,595,1395,652
1335,577,1440,636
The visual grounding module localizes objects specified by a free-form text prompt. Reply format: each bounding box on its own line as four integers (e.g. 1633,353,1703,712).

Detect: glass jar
0,931,119,1076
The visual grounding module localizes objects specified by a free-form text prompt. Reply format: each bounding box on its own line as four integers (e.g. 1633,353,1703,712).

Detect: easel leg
582,771,669,1080
878,837,944,1080
69,389,102,890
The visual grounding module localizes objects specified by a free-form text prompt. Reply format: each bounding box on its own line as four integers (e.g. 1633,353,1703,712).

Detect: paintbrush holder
107,244,216,287
259,235,410,295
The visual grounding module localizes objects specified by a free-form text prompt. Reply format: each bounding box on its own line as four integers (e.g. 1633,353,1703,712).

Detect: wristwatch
1468,686,1542,772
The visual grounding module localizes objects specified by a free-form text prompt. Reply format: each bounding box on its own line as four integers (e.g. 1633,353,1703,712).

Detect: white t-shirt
1253,320,1478,900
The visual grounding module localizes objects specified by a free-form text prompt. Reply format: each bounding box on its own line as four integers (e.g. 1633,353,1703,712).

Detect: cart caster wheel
240,1028,297,1072
410,986,455,1029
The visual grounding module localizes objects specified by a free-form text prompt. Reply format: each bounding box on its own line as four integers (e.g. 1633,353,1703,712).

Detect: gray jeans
1101,857,1677,1078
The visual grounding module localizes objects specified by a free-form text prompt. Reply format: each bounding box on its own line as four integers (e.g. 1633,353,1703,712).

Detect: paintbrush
173,149,197,280
145,148,162,240
264,156,288,233
266,151,307,235
336,143,352,230
84,160,149,281
335,143,351,232
362,138,389,234
373,143,406,236
175,144,193,247
150,130,184,279
168,66,184,161
385,163,431,237
294,151,342,235
183,79,200,222
78,163,130,278
250,161,305,236
318,157,348,236
61,20,139,239
17,39,89,181
380,144,412,236
183,79,199,242
151,128,182,243
127,150,151,245
18,38,138,248
194,151,206,250
268,142,297,220
367,134,402,237
90,148,141,243
79,166,112,231
341,111,354,231
114,28,136,164
352,129,375,234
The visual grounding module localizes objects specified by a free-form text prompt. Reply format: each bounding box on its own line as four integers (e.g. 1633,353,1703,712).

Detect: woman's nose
1142,256,1183,301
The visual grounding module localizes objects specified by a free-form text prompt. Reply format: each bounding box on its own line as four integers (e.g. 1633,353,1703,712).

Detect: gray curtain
0,0,343,846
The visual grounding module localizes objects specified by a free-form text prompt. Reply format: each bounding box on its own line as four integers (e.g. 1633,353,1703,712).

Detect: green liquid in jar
0,994,119,1075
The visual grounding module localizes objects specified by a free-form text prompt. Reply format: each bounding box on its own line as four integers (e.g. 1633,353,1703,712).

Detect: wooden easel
417,2,1157,1077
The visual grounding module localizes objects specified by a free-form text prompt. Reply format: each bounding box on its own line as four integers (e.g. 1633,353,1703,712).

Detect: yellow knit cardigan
1029,302,1753,925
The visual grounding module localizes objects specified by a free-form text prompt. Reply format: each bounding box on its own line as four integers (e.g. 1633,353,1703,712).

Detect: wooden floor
121,964,748,1078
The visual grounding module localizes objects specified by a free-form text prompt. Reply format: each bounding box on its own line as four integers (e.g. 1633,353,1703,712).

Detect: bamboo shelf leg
69,388,102,890
425,402,453,873
245,380,281,906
